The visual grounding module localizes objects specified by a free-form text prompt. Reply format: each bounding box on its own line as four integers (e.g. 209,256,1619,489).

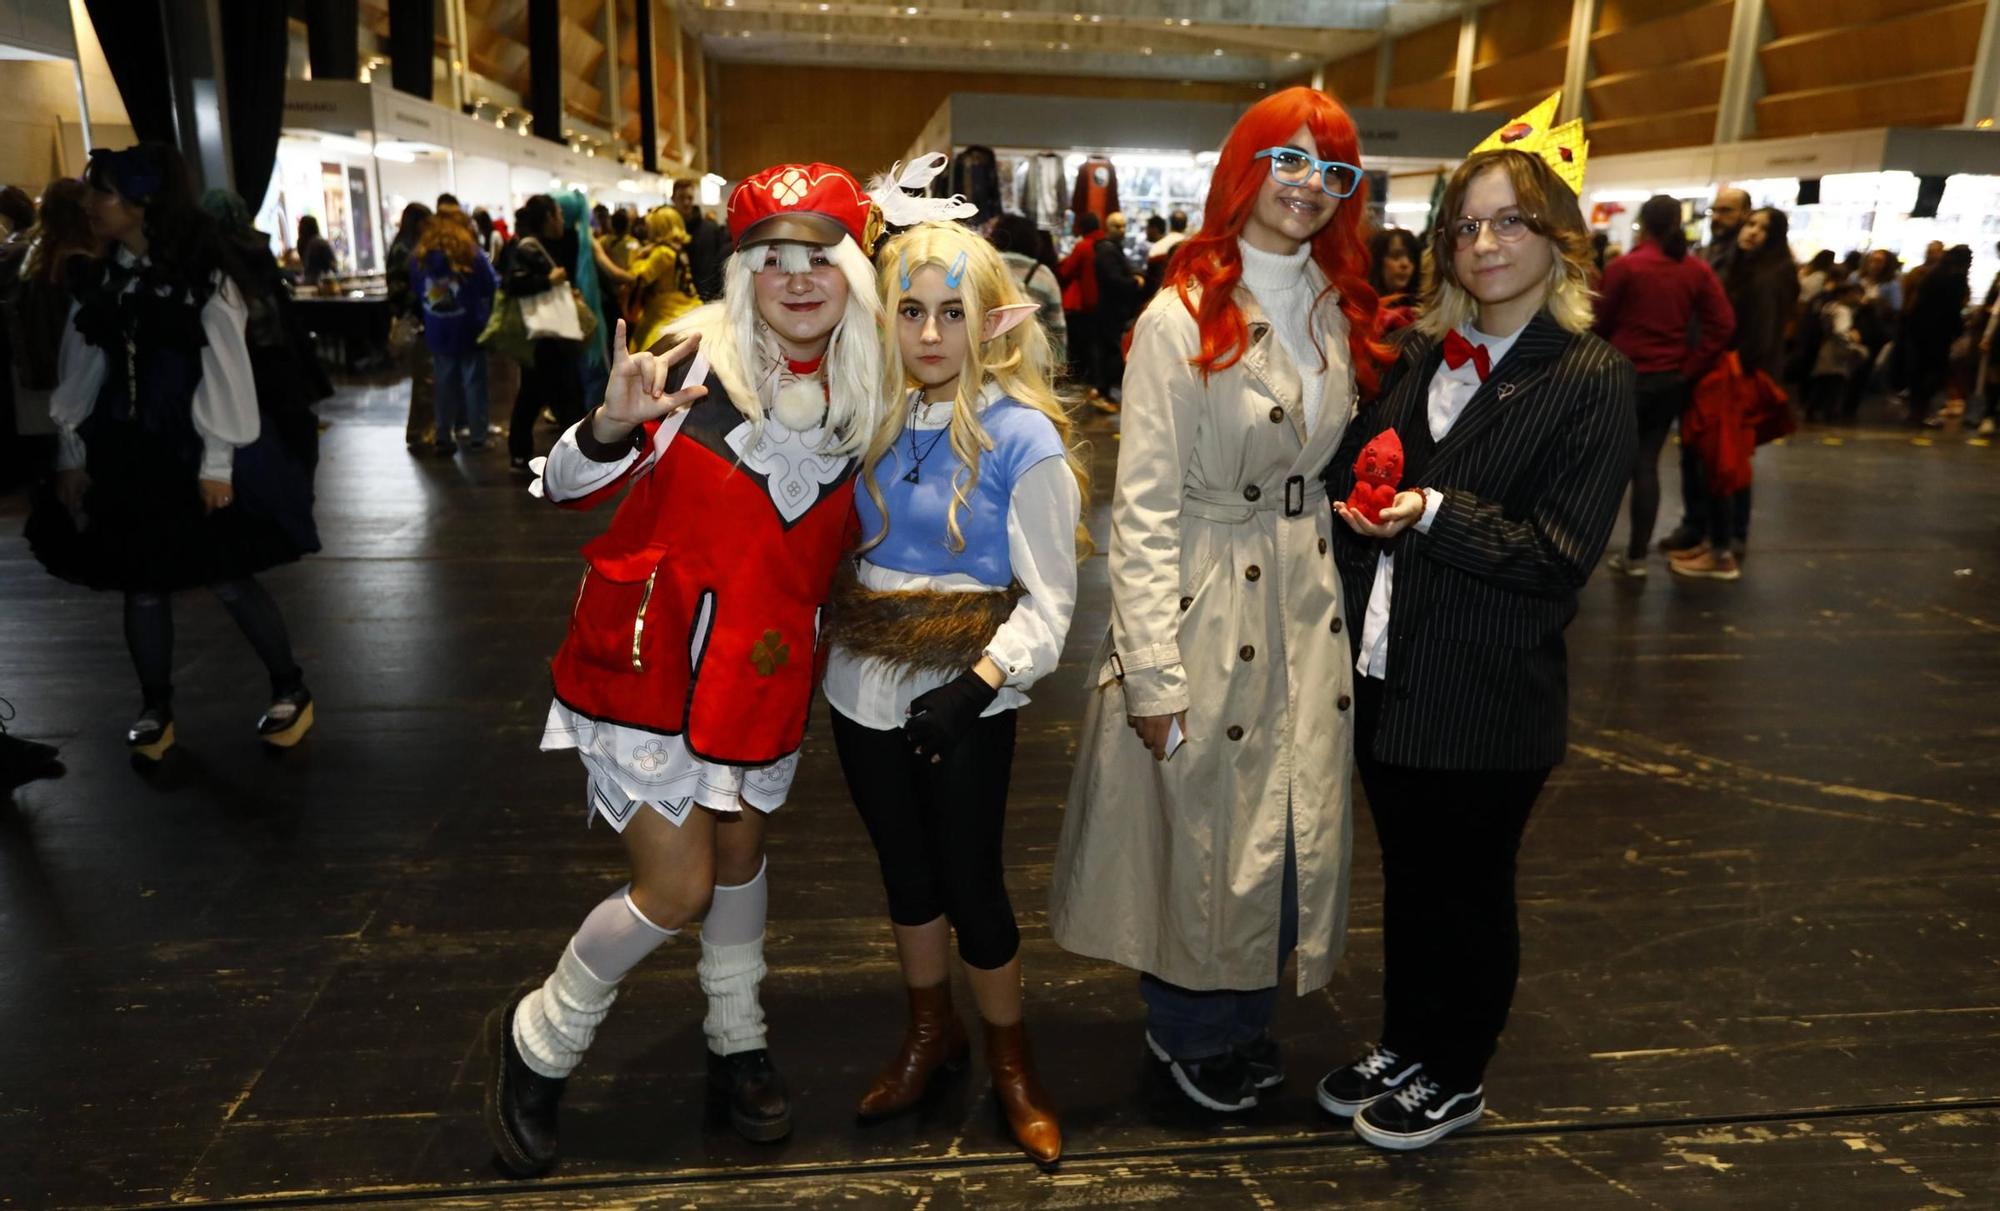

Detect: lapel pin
1497,381,1518,400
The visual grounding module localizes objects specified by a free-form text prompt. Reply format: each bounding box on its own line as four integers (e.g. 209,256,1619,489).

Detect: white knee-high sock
515,888,677,1079
699,859,769,1056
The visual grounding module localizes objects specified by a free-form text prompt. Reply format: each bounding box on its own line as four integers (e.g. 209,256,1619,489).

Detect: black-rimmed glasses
1254,148,1363,199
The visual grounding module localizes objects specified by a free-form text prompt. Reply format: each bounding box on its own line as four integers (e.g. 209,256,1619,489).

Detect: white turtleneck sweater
1237,237,1326,435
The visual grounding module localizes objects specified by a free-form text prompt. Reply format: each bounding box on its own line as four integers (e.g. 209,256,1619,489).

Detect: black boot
485,995,566,1177
707,1048,793,1142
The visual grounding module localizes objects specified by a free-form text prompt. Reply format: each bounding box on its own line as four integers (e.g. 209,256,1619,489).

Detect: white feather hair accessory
866,153,979,229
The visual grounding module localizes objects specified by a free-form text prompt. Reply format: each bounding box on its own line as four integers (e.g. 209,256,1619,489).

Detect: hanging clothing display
1070,156,1120,233
950,145,1004,224
1018,153,1066,232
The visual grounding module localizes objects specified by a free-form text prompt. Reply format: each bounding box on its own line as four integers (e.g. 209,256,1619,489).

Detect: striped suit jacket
1321,310,1637,770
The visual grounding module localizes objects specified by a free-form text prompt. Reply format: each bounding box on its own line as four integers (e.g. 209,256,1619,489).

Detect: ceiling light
898,34,909,42
1288,51,1301,59
1060,41,1070,49
1141,46,1153,55
1179,17,1191,26
905,4,918,12
1212,47,1223,55
1001,10,1011,17
819,1,828,7
1072,12,1082,20
1090,14,1101,21
982,38,992,46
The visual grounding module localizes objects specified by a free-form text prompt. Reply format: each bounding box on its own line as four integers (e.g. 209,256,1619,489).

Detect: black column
305,0,360,81
219,0,289,207
387,0,435,99
634,0,658,173
528,0,564,145
82,0,176,144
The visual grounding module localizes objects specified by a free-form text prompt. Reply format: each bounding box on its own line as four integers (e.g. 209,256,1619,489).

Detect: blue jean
431,348,489,442
1139,809,1299,1061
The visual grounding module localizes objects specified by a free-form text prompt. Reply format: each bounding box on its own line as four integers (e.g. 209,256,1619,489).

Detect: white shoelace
1392,1074,1441,1112
1353,1046,1402,1078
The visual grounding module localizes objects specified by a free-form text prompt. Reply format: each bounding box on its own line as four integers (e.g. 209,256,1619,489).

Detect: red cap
727,163,880,253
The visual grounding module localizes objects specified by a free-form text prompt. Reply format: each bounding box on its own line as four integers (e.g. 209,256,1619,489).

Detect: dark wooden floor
3,386,1997,1210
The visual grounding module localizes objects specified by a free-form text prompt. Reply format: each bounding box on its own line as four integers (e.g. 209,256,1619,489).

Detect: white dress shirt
1356,320,1526,679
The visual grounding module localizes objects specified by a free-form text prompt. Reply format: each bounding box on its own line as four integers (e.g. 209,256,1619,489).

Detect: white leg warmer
699,860,771,1056
513,889,677,1079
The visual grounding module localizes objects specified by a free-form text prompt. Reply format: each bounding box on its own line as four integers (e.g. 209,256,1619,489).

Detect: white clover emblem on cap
772,169,809,205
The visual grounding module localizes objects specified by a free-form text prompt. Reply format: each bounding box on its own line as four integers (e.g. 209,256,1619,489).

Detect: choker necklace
903,396,951,484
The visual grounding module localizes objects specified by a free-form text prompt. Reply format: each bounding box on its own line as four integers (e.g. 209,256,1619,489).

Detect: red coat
1683,352,1787,496
1059,231,1102,313
550,382,858,765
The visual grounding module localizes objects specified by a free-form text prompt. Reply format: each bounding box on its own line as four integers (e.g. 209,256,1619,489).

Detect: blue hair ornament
898,252,911,291
944,251,968,289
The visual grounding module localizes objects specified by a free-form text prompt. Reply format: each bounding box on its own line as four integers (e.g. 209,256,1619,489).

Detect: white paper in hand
1164,717,1185,760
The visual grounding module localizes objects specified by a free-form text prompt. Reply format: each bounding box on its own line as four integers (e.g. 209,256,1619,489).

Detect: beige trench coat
1050,278,1357,994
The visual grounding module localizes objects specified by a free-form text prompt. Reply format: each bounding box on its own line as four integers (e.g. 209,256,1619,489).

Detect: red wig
1166,87,1388,395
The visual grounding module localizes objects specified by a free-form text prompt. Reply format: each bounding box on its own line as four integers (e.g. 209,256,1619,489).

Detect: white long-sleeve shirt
50,247,260,484
1238,237,1330,436
1357,320,1526,679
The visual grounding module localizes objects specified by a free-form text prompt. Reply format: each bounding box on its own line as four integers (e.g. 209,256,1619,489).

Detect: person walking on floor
1051,85,1386,1117
1594,194,1733,578
386,203,435,453
25,143,321,759
1090,211,1145,410
497,195,583,471
1057,213,1106,406
410,211,499,456
1320,132,1636,1151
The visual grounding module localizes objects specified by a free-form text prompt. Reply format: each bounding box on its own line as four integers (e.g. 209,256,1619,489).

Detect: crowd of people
0,78,1987,1178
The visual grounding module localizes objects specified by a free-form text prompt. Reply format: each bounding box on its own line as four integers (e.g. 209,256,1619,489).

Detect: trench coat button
1269,405,1285,423
1239,645,1255,662
1179,595,1193,611
1318,537,1328,555
1245,565,1261,582
1330,616,1343,634
1243,484,1261,502
1337,694,1352,711
1226,725,1244,741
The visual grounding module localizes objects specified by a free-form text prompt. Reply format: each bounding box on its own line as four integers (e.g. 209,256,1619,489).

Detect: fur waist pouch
824,562,1024,675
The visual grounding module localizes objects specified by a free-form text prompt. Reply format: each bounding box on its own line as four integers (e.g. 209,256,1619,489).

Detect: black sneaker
1163,1047,1259,1113
1315,1044,1422,1117
126,705,175,761
257,687,314,749
1352,1072,1484,1150
1657,526,1703,556
1235,1033,1284,1090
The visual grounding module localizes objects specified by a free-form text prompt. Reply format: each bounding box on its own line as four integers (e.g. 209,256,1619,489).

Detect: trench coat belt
1182,476,1325,524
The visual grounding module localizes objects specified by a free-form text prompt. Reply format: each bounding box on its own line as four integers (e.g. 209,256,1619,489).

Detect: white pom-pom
772,376,824,431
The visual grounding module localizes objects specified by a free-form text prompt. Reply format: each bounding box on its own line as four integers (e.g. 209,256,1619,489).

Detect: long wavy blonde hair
864,221,1091,559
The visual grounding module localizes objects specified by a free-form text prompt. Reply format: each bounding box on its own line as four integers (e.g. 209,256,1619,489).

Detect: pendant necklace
903,395,951,484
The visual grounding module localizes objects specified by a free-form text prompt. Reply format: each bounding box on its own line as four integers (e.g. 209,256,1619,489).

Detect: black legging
124,578,302,708
1624,371,1688,559
831,706,1020,969
509,338,584,460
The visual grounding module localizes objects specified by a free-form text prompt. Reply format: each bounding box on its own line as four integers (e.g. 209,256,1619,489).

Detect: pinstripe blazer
1321,310,1637,770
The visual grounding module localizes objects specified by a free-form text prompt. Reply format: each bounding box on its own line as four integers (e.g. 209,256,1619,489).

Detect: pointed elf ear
981,303,1040,343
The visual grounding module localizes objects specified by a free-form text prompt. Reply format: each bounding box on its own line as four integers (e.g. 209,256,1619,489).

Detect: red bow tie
1442,330,1492,382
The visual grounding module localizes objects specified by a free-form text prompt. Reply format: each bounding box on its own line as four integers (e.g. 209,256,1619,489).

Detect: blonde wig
664,236,885,458
1416,148,1596,338
640,204,688,247
865,221,1091,558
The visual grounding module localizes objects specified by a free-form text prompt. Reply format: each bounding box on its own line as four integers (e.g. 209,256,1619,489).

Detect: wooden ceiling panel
1594,0,1715,37
1390,18,1461,87
1586,55,1727,121
1759,1,1981,95
1590,0,1731,76
1385,76,1456,111
1763,0,1961,39
1755,66,1971,137
1324,47,1375,102
1474,0,1571,66
1591,106,1717,155
1469,43,1566,107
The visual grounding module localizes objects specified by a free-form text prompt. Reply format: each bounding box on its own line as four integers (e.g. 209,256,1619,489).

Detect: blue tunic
857,395,1067,588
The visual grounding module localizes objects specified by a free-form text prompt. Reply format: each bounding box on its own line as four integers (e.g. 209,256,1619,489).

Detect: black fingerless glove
904,669,1000,759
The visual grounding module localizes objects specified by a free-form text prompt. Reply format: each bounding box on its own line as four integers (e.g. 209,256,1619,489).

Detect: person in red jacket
483,162,898,1178
1058,213,1107,405
1592,194,1734,577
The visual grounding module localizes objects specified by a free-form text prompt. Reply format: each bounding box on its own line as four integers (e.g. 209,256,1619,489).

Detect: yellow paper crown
1470,92,1587,195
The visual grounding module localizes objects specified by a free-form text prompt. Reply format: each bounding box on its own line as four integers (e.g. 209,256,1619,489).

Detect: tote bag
521,284,584,341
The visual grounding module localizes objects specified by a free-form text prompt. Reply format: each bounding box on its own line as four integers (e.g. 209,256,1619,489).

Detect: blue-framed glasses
1254,147,1363,199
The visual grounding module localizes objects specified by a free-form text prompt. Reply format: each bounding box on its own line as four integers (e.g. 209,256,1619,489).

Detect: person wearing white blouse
25,144,319,760
823,224,1087,1166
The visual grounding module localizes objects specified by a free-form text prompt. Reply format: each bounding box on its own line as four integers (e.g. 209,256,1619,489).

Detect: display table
292,294,393,370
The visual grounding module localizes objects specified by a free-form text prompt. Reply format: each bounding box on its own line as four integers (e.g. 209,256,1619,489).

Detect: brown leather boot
856,983,969,1120
984,1019,1062,1165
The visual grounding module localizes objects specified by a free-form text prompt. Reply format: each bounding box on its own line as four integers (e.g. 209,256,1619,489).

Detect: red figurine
1345,428,1405,524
